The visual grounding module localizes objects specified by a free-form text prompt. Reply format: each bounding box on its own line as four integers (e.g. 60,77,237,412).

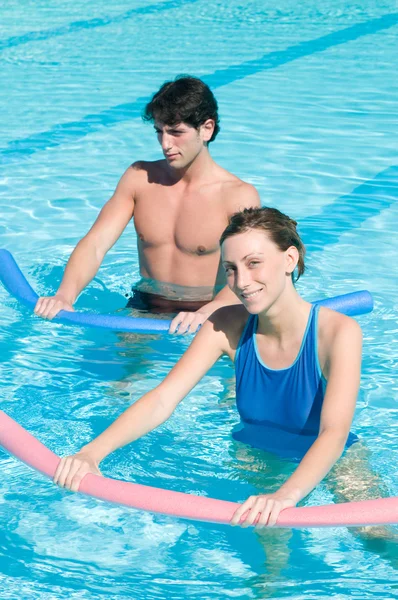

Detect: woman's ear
285,246,299,275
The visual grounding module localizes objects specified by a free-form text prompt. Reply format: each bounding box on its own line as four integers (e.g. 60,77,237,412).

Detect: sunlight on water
0,0,397,597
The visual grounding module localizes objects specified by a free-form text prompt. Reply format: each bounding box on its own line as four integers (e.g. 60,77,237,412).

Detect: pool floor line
0,0,201,53
1,12,397,162
299,165,398,251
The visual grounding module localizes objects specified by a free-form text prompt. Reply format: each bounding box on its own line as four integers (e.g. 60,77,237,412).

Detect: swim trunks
126,277,222,314
126,289,208,314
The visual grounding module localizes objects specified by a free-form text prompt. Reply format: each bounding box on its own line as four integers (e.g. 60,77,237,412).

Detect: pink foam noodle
1,410,397,528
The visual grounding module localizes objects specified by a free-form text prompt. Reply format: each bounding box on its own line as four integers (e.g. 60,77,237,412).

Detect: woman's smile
240,288,263,301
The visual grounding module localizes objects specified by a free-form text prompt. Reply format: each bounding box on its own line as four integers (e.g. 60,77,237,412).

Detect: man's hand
34,294,74,320
169,305,216,335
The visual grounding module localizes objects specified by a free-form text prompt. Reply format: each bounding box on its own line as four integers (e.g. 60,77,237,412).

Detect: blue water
0,0,397,598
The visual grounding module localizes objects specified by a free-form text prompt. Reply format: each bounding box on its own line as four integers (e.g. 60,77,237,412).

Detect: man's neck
167,148,217,186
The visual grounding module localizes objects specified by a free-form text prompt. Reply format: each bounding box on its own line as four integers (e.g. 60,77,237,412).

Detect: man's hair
220,207,306,281
143,76,220,143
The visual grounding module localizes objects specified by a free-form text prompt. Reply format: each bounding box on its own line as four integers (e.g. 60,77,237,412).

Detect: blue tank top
233,305,358,461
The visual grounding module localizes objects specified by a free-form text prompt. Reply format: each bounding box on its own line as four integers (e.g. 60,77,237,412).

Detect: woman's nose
236,268,250,290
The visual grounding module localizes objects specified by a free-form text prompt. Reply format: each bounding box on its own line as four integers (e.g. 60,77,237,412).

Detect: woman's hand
53,452,102,492
230,492,297,528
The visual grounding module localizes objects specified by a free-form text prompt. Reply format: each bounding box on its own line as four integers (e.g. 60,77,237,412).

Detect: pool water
0,1,397,598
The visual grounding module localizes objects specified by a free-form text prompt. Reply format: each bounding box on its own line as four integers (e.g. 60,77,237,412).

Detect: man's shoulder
209,164,260,208
131,159,164,168
121,160,168,189
226,177,258,195
220,175,261,212
130,159,165,175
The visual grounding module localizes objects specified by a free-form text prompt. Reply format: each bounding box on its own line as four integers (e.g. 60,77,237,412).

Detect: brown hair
220,207,306,281
143,75,220,143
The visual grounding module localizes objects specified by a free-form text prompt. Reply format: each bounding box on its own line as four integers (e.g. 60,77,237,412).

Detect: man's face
154,121,210,169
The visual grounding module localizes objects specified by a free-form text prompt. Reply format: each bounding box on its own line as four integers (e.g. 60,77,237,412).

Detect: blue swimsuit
233,305,358,461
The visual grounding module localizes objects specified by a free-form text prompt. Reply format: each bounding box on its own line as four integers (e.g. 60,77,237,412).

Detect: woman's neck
256,288,311,341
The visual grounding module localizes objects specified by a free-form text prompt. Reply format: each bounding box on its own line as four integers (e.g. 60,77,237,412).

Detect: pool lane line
299,165,398,252
203,12,398,89
0,12,397,162
0,0,201,53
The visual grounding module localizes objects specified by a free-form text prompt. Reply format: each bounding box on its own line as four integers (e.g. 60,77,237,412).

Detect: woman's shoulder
209,304,251,347
317,306,362,350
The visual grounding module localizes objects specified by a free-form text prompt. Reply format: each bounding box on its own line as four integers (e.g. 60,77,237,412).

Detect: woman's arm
54,313,231,492
231,315,363,528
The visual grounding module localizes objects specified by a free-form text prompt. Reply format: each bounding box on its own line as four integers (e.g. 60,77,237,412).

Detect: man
34,76,260,334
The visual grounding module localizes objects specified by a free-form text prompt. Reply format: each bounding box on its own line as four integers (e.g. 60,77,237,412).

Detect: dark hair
220,207,306,281
143,75,220,143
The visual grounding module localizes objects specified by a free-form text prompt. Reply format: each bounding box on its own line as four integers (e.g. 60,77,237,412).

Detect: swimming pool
0,0,397,597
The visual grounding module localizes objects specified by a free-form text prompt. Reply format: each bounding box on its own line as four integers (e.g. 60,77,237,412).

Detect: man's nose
161,133,172,151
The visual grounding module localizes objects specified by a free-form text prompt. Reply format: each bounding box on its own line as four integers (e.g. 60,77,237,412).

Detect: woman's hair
143,75,220,143
220,207,306,281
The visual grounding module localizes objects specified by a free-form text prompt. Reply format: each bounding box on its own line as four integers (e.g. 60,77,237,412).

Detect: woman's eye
248,261,260,267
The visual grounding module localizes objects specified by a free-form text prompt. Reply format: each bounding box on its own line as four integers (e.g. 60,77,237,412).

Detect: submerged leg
230,443,294,586
325,442,398,565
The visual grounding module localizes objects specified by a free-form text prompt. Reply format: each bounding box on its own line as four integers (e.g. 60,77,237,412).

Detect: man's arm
228,181,261,215
169,183,260,334
34,166,137,319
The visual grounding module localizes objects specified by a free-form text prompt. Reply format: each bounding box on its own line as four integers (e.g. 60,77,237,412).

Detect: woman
54,207,362,528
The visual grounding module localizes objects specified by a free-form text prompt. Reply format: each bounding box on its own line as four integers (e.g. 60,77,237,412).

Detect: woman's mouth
241,288,263,300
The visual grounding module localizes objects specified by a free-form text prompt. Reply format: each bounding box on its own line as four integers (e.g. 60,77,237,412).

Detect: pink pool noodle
1,410,397,528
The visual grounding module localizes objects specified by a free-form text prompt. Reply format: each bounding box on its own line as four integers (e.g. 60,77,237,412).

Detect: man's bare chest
134,189,229,255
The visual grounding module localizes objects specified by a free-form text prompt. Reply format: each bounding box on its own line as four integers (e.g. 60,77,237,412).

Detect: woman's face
221,229,298,314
